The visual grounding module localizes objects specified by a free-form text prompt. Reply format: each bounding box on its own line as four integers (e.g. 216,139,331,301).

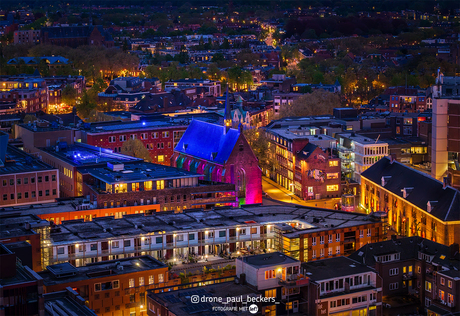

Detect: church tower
224,86,232,132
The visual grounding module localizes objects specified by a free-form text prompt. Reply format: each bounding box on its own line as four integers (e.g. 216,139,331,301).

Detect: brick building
40,25,114,48
0,132,60,207
38,142,142,198
15,121,76,155
78,160,237,211
41,205,383,268
0,214,49,272
13,29,40,44
264,125,341,200
39,256,179,316
0,244,45,315
164,79,221,97
80,120,188,166
350,236,459,316
360,156,460,246
0,76,48,112
303,257,382,316
171,119,262,205
387,86,428,112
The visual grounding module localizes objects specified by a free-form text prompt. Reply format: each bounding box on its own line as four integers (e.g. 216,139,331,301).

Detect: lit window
329,160,338,167
327,185,339,191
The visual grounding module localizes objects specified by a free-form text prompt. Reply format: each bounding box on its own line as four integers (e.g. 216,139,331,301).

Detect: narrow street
262,177,341,210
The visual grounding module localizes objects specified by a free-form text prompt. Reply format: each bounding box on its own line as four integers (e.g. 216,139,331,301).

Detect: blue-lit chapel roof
174,120,240,164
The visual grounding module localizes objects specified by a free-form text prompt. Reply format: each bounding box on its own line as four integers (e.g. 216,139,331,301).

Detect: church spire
224,86,232,132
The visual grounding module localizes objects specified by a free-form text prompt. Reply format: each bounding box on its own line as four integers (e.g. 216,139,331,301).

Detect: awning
426,305,451,316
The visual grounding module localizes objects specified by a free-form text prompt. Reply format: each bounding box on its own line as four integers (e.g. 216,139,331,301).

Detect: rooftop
39,256,166,286
49,205,379,244
361,157,460,221
78,161,201,185
349,236,460,278
40,143,142,167
337,133,387,145
0,214,49,239
148,281,256,316
44,288,97,316
238,252,299,268
83,119,183,133
302,257,374,281
0,145,57,176
18,122,74,133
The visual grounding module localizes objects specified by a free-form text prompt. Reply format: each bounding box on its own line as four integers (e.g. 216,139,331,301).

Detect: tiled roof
361,157,460,222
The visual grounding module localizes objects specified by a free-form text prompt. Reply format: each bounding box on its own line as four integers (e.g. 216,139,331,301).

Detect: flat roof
78,161,202,184
40,143,142,167
149,281,256,316
44,289,97,316
0,145,57,176
0,214,49,239
238,252,299,268
18,123,73,133
302,257,374,281
84,120,184,134
39,255,166,286
49,205,379,245
337,133,387,145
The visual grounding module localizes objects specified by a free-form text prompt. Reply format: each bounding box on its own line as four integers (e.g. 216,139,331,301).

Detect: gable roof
174,120,241,164
349,236,460,277
361,157,460,222
297,142,319,160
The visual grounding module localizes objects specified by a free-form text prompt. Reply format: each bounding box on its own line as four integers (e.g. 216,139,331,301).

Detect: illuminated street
262,177,341,210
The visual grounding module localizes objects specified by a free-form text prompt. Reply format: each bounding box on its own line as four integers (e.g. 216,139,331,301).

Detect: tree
279,90,341,118
23,114,37,123
243,129,278,177
228,66,253,91
121,139,152,162
76,91,97,119
61,85,77,106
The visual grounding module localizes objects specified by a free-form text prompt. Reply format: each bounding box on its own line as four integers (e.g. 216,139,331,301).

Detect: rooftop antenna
375,134,380,144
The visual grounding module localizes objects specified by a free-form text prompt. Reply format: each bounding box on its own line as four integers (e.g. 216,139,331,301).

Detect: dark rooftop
361,157,460,221
238,252,299,268
39,256,166,286
0,145,57,176
78,161,202,184
40,143,142,167
148,281,256,316
84,120,182,133
0,214,49,239
302,257,374,281
349,236,460,278
44,288,97,316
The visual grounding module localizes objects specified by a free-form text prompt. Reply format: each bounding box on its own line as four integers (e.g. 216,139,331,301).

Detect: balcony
402,272,416,280
278,275,309,288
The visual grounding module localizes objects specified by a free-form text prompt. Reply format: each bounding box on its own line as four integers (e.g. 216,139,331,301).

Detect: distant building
387,86,428,112
361,156,460,246
292,79,342,94
40,25,114,48
0,76,48,112
164,79,221,97
13,29,40,44
7,56,70,73
98,77,161,109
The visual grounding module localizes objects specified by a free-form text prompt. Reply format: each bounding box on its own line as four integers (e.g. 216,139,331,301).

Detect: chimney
389,153,396,163
443,176,450,189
